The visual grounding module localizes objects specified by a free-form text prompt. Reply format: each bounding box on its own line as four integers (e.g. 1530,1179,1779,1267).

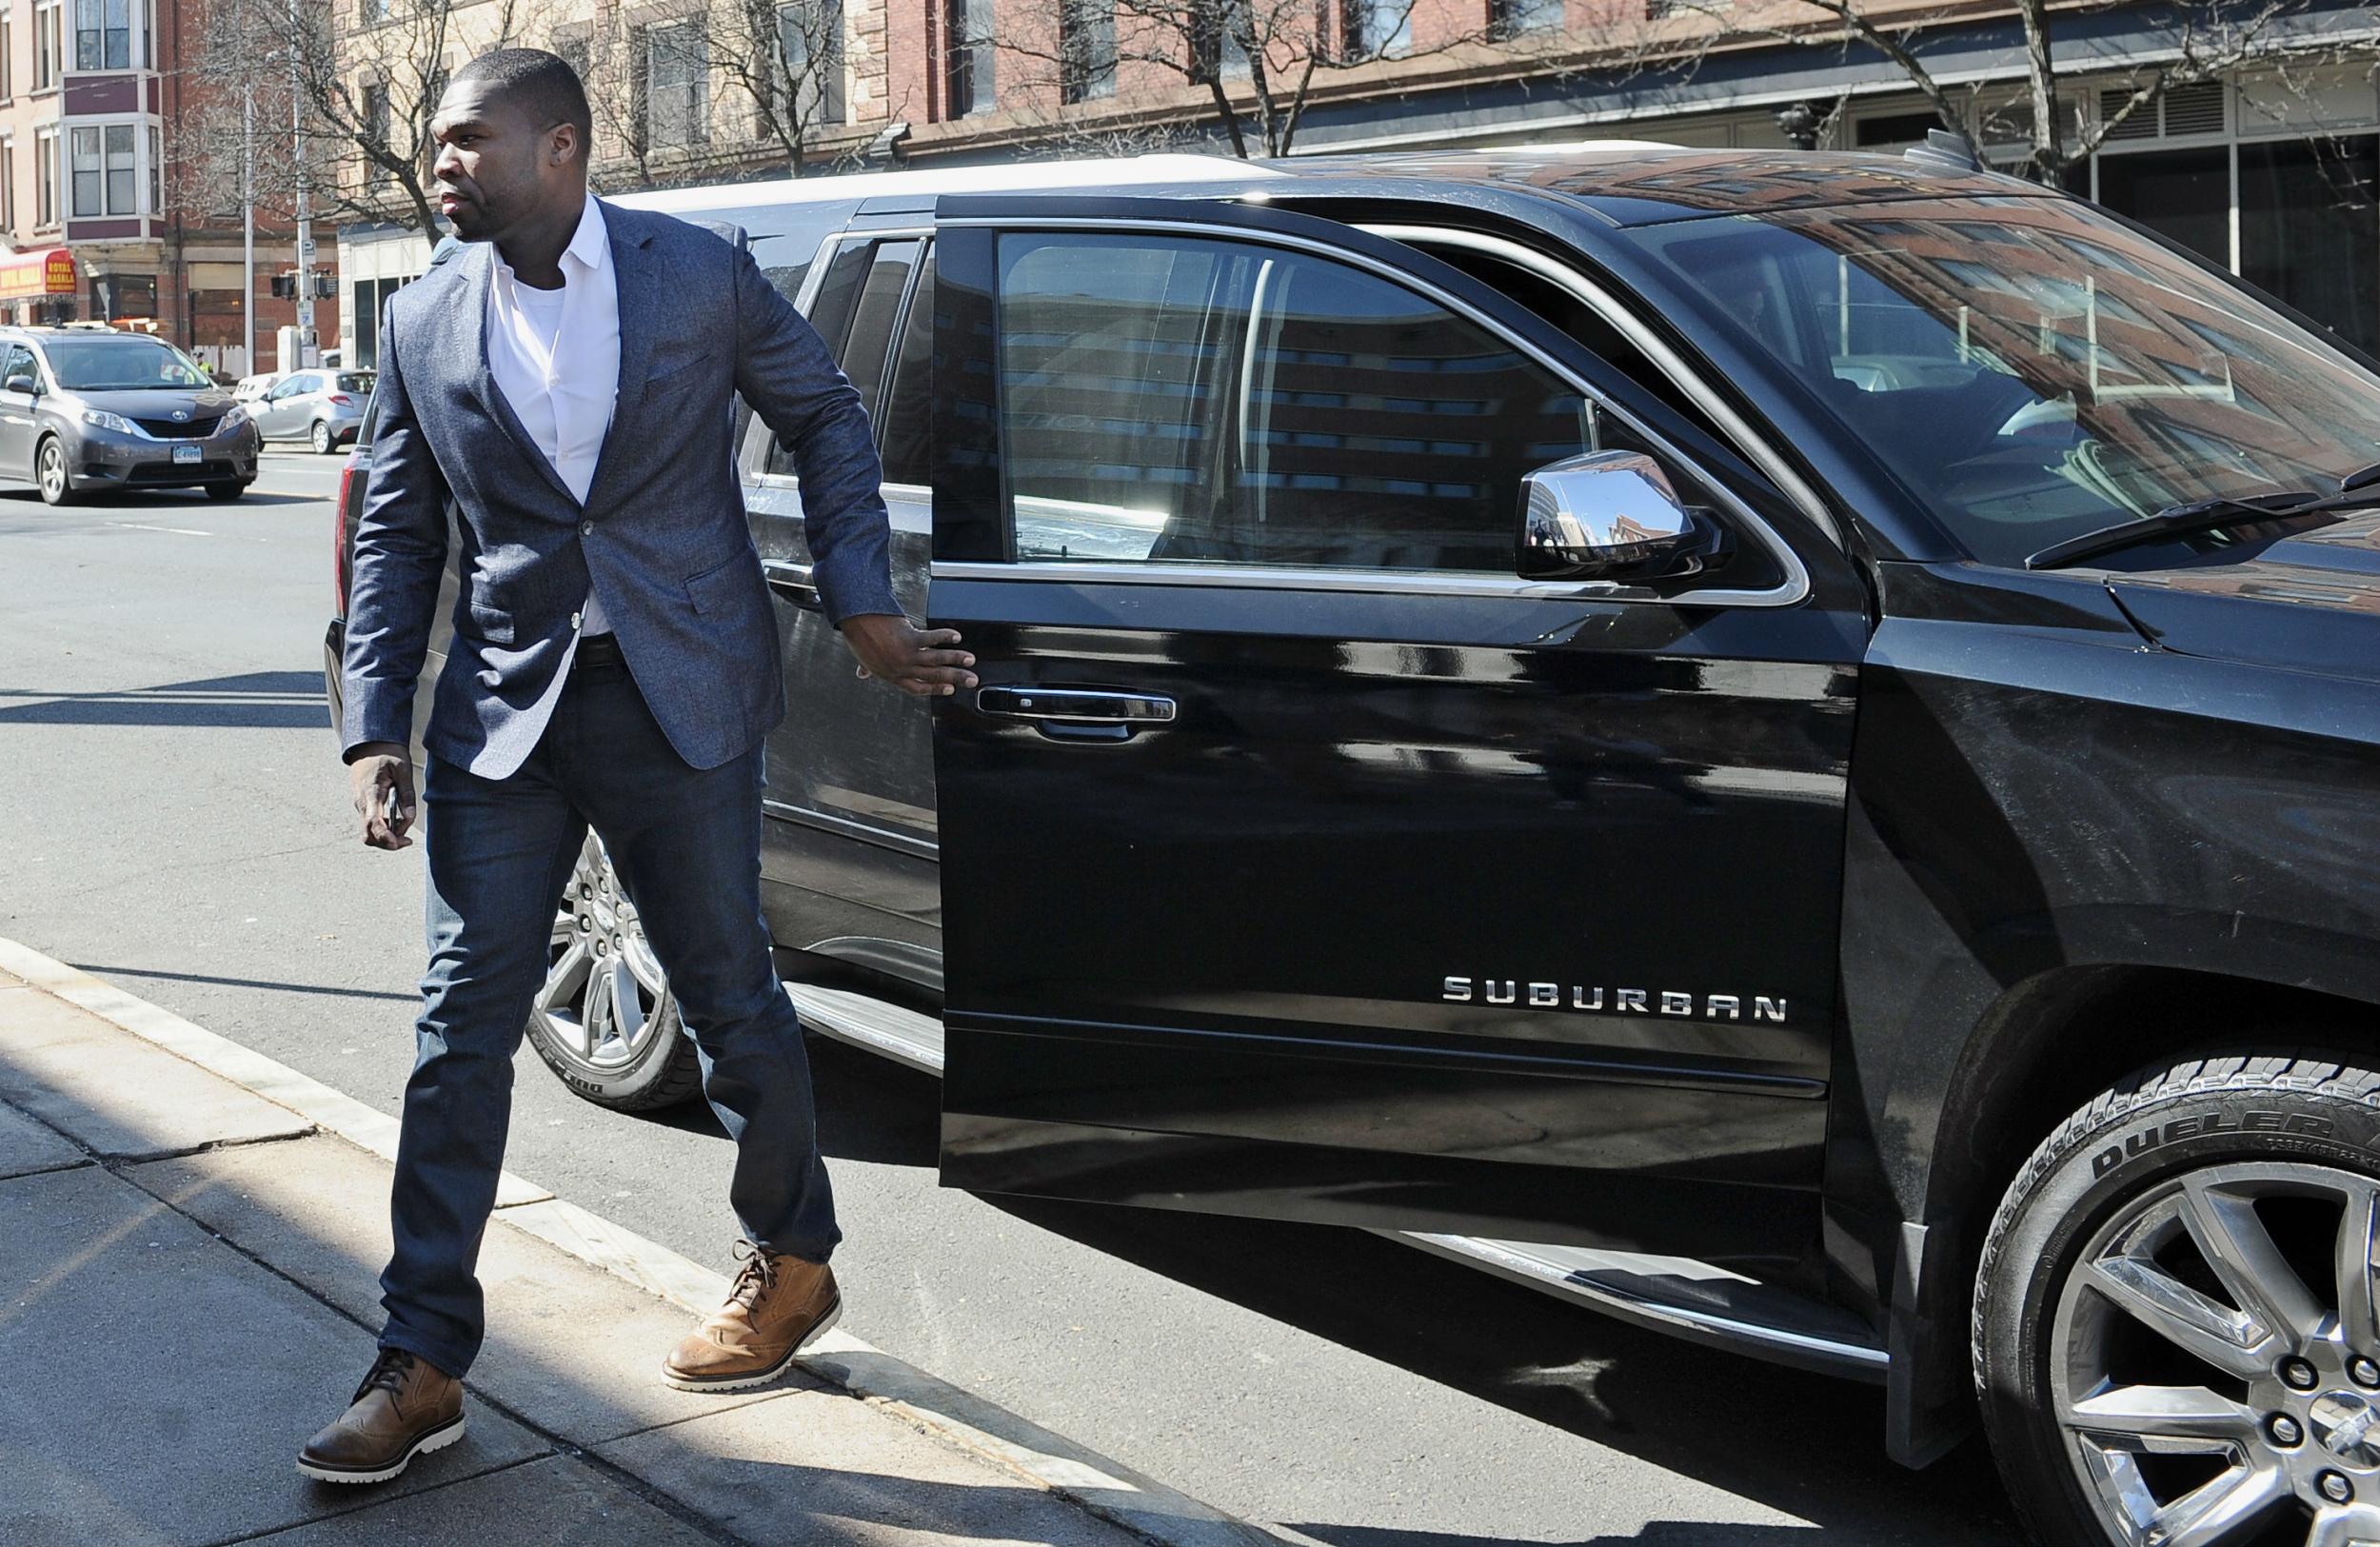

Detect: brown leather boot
297,1347,466,1484
662,1240,841,1392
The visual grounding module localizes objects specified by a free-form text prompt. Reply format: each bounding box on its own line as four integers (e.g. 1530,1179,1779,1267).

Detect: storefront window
2240,134,2378,358
2093,147,2231,269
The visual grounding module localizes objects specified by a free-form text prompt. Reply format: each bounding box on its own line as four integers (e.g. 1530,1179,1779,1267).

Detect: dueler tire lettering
1973,1050,2380,1547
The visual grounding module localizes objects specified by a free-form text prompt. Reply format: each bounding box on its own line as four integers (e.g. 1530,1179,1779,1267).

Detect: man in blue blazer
307,49,976,1483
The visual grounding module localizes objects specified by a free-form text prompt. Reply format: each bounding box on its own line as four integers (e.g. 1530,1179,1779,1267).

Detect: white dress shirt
486,191,619,636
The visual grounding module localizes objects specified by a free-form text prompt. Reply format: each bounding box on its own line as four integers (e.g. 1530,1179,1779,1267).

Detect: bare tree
995,0,1487,158
578,0,867,189
1642,0,2362,184
189,0,521,255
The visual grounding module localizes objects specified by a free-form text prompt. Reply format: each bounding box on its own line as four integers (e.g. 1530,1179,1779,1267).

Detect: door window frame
935,214,1815,609
744,225,938,512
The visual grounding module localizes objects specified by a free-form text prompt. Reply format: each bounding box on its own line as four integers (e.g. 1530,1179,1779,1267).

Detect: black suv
329,147,2380,1547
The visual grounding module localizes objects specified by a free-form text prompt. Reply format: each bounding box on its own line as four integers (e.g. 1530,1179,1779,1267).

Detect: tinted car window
336,372,376,394
997,232,1594,572
44,338,212,389
878,249,935,486
765,238,915,480
0,345,34,386
1632,197,2380,567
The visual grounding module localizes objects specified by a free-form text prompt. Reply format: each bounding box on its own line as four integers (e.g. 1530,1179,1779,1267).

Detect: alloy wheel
39,441,66,502
311,420,332,454
2053,1160,2380,1546
530,834,676,1074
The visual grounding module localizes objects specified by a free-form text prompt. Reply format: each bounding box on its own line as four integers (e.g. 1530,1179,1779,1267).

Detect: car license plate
172,444,201,465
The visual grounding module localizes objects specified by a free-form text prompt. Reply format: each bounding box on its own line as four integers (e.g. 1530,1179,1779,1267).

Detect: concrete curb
0,937,1278,1547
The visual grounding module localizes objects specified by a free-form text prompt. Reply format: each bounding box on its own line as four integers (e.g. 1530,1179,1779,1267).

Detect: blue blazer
338,200,899,778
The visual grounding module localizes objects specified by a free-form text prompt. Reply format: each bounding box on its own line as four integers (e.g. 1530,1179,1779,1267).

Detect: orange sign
0,248,77,302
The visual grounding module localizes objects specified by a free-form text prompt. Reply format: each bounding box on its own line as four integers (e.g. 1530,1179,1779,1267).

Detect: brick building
332,0,2378,359
0,0,333,373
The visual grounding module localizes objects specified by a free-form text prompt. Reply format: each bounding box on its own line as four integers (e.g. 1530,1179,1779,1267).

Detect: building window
363,81,389,149
359,0,391,23
74,0,130,71
1,139,15,233
33,1,60,89
69,122,135,215
638,22,708,148
142,0,151,67
35,125,57,224
146,121,157,211
1060,0,1115,103
1342,0,1411,58
1488,0,1562,40
1,13,13,102
944,0,993,117
553,36,589,87
776,0,844,127
1189,0,1248,82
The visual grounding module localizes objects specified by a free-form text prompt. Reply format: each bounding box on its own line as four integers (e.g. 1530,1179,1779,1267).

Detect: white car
231,372,281,404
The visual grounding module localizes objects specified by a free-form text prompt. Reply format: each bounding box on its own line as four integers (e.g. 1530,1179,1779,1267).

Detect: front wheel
36,437,76,505
1976,1053,2380,1547
205,482,248,502
524,833,703,1111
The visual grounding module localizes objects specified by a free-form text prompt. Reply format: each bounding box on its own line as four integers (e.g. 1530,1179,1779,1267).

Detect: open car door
926,193,1867,1279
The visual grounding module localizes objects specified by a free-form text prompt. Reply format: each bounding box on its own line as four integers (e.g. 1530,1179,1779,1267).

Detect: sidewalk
0,944,1269,1547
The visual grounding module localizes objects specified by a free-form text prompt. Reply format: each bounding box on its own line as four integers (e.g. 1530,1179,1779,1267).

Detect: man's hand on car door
839,614,979,697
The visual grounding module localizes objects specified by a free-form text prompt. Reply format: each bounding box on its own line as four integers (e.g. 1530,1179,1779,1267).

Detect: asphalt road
0,457,2027,1547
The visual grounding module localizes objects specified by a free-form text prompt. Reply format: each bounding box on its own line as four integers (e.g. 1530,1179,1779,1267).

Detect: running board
783,982,1885,1379
785,982,945,1076
1392,1232,1888,1382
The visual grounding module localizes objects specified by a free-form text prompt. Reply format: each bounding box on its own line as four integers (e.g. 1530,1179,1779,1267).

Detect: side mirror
4,373,36,396
1517,450,1706,581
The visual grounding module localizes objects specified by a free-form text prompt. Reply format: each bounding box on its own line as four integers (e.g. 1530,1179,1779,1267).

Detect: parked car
327,146,2380,1547
252,368,374,453
1,327,260,504
232,371,282,404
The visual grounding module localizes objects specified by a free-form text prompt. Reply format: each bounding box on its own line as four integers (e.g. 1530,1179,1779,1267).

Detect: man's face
428,78,576,242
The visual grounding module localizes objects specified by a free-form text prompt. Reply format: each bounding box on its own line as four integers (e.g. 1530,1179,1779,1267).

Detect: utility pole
288,0,315,367
242,83,256,376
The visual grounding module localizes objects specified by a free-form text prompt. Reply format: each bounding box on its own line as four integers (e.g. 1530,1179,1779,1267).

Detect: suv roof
619,144,2028,228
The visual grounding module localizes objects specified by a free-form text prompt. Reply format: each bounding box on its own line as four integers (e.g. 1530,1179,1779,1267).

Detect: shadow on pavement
67,962,422,1005
0,1024,1146,1547
795,1032,2023,1546
0,669,327,728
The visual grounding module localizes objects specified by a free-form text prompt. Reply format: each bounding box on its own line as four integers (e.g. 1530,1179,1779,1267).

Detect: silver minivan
252,368,374,453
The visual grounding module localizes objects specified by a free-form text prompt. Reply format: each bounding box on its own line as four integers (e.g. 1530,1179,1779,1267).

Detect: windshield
45,338,214,392
1630,196,2380,567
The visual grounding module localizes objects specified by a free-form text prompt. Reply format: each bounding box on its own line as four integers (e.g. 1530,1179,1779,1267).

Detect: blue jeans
378,650,839,1378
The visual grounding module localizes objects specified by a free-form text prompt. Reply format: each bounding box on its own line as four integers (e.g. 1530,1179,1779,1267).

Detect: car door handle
762,559,822,610
978,686,1177,725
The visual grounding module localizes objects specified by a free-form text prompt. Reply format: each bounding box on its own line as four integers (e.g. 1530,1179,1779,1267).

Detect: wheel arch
1879,940,2380,1464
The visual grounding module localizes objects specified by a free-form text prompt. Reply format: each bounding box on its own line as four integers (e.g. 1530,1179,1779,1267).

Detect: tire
524,832,704,1111
35,436,76,506
310,419,334,454
205,482,248,502
1975,1052,2380,1547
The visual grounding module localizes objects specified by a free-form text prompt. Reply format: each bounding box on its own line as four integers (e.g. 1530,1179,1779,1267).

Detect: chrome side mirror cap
1518,450,1705,581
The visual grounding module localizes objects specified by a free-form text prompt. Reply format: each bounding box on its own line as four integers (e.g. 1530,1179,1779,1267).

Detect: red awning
0,248,76,303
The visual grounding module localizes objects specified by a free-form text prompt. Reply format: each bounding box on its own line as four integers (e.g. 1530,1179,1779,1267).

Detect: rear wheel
1976,1053,2380,1547
35,437,75,506
310,419,333,454
524,833,703,1111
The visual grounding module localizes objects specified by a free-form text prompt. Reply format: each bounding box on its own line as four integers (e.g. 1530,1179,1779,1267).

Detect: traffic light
269,272,294,299
313,273,337,299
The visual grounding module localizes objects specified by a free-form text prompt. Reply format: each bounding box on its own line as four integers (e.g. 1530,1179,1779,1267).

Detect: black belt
573,632,624,669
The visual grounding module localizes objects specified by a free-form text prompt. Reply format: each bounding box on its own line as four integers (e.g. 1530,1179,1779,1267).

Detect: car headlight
219,405,249,431
80,408,133,434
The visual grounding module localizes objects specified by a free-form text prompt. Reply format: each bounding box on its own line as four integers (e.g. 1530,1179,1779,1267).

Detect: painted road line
0,934,1279,1547
108,522,214,536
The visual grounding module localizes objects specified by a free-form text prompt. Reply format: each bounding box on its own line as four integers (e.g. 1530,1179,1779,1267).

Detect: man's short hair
454,48,593,156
